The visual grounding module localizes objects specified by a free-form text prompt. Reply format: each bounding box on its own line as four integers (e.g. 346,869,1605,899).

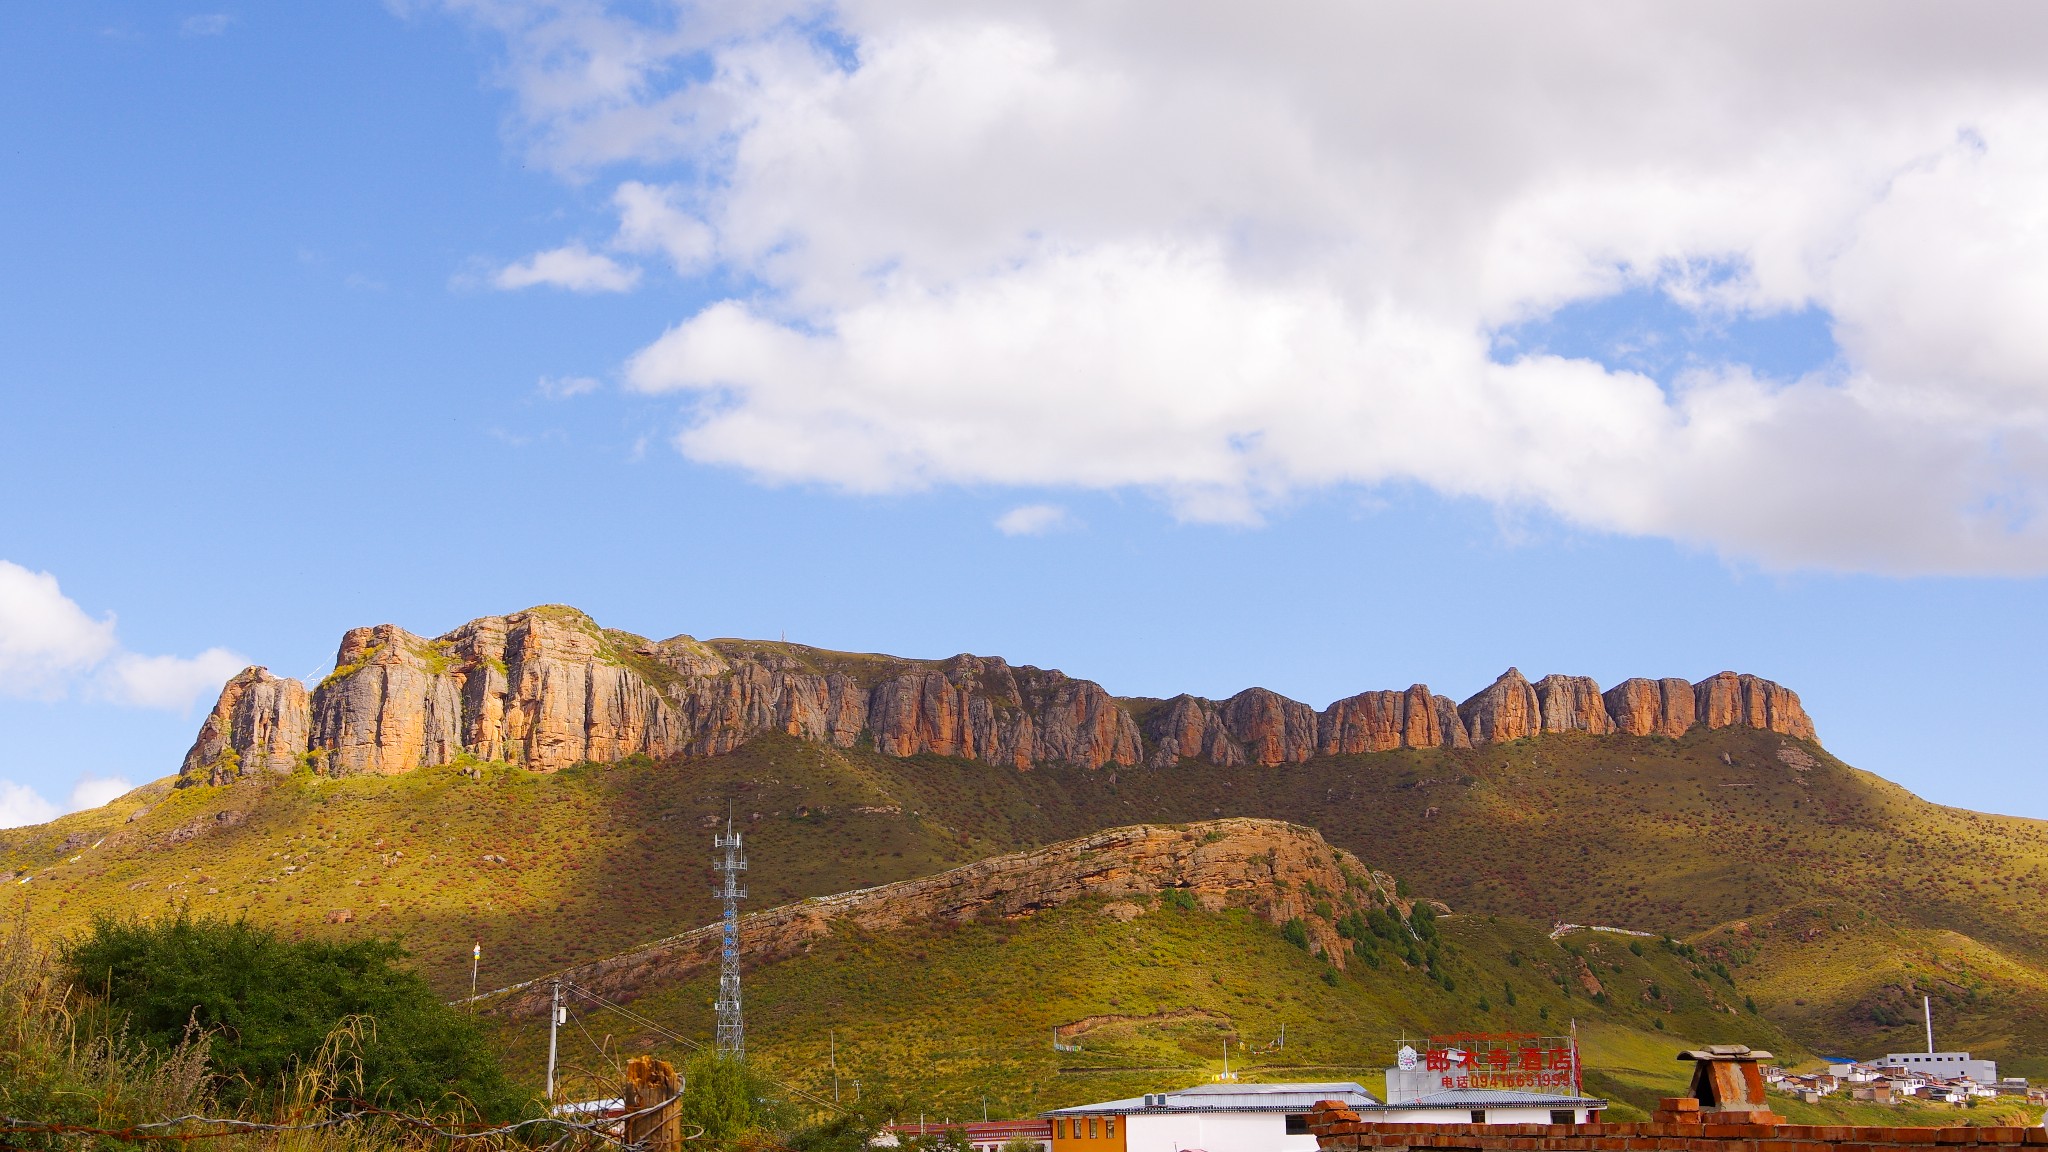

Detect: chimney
1661,1045,1781,1126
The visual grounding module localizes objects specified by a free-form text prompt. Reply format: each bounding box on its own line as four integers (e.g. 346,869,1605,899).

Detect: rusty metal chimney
1654,1045,1781,1127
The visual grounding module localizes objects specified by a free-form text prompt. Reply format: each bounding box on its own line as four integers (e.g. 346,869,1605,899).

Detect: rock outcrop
183,606,1141,781
1141,696,1248,769
1694,671,1818,742
180,667,309,783
1534,674,1615,735
179,605,1822,783
1602,677,1696,738
481,817,1387,1015
1222,688,1320,766
1316,686,1471,754
1459,667,1544,745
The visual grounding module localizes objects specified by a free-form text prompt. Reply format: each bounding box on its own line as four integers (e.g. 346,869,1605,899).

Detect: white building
1374,1090,1603,1126
1044,1081,1605,1152
1883,1053,1998,1083
1045,1083,1379,1152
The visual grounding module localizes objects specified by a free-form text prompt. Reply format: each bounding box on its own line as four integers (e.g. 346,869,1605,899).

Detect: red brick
2022,1131,2048,1146
1936,1130,1974,1145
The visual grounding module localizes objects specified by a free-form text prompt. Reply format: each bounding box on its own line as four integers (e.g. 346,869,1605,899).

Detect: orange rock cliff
181,606,1818,783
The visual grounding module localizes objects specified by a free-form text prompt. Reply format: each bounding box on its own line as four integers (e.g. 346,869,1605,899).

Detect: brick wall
1304,1100,2046,1152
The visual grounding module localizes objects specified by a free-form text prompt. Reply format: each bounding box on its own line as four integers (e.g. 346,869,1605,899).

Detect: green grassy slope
489,891,1789,1122
10,724,2048,1078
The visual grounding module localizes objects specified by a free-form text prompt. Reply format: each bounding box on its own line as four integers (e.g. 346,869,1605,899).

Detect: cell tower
712,807,747,1059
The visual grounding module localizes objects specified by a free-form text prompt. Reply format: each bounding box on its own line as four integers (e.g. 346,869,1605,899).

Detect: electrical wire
556,982,843,1117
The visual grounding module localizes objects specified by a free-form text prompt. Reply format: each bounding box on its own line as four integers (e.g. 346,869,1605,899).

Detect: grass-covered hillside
490,884,1791,1123
10,722,2048,1078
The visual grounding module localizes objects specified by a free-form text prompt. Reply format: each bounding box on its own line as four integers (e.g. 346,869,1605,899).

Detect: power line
556,980,844,1116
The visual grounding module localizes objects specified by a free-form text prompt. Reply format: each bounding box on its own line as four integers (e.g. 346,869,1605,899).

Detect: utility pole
546,979,562,1106
831,1030,839,1103
713,805,748,1059
470,942,480,1008
1925,995,1935,1053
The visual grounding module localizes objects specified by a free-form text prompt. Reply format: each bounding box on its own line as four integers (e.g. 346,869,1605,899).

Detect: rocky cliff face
1603,677,1696,738
482,817,1389,1015
184,606,1143,781
1694,671,1818,742
1458,667,1543,745
1317,686,1471,756
180,605,1821,783
181,667,309,783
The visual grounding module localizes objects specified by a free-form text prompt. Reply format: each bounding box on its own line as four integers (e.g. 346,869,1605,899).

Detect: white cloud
995,503,1073,536
0,775,139,831
454,1,2048,574
68,776,134,812
101,649,248,711
538,374,601,399
0,782,58,830
0,561,118,700
494,244,640,293
613,182,715,272
0,560,245,710
180,13,232,37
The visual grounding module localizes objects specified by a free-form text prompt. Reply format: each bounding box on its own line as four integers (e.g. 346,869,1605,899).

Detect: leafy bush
64,913,525,1118
1159,887,1198,911
1408,903,1438,943
2,916,213,1150
682,1051,794,1145
1281,918,1310,950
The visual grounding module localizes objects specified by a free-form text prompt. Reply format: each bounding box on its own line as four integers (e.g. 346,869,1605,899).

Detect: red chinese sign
1422,1033,1578,1093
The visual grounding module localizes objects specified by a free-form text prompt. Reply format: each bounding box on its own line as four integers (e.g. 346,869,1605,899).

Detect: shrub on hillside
63,913,526,1118
680,1051,792,1143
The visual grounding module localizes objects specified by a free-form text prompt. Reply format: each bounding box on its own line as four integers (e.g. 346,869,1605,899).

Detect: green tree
681,1051,787,1143
63,912,524,1118
1408,903,1438,943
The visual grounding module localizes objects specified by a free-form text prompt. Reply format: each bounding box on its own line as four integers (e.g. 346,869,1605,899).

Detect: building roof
1044,1082,1380,1117
1378,1090,1607,1109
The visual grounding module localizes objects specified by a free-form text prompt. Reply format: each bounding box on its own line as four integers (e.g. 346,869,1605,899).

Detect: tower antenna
713,801,748,1059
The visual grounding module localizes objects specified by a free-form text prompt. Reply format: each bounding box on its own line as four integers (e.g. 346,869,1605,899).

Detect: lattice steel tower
712,809,747,1058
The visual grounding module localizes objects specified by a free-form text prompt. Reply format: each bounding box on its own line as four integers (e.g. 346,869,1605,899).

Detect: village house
1042,1080,1605,1152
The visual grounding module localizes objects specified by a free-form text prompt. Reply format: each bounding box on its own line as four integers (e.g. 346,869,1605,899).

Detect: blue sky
4,3,2047,823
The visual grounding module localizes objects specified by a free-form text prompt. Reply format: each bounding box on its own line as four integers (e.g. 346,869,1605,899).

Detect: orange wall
1050,1114,1126,1152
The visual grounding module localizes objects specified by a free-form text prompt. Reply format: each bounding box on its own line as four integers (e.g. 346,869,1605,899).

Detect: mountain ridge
181,605,1817,783
475,817,1379,1019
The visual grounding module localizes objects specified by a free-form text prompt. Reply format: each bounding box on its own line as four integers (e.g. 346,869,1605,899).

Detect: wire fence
0,1090,695,1150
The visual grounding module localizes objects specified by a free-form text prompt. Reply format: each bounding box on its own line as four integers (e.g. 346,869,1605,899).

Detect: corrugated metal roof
1381,1090,1607,1108
1044,1082,1380,1116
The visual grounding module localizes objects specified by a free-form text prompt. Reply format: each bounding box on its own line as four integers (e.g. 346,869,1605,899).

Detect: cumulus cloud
0,561,118,700
0,782,58,830
103,650,248,710
451,0,2048,573
613,182,715,272
0,560,245,711
67,776,134,812
995,503,1073,536
494,243,640,293
0,776,137,831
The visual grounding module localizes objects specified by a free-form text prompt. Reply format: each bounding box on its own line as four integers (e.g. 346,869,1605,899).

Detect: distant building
1045,1083,1379,1152
1375,1089,1604,1125
1043,1080,1604,1152
880,1119,1050,1152
1883,1053,1997,1083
